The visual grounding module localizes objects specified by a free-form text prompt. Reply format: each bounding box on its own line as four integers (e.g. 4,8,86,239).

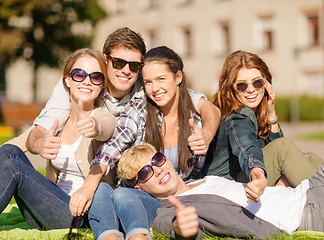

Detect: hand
77,100,98,138
168,195,199,238
69,184,95,216
264,80,276,117
245,167,267,202
34,120,61,159
188,119,209,155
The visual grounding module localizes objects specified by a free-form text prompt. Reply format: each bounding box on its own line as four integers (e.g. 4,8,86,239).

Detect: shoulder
187,88,207,100
229,107,256,121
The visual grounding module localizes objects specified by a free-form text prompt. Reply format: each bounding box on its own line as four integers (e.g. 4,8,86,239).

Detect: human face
143,62,182,112
234,68,265,111
65,56,104,105
135,151,185,199
106,47,142,99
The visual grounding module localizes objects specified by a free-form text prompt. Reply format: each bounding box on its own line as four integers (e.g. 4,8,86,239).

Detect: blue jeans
112,187,159,240
89,182,122,240
0,144,72,229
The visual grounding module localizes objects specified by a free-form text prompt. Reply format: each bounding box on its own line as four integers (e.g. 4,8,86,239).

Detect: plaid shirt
92,89,206,180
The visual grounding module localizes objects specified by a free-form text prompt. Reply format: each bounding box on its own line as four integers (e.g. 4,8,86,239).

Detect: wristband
270,115,278,125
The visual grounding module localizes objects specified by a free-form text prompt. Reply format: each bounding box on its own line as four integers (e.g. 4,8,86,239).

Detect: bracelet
270,115,278,125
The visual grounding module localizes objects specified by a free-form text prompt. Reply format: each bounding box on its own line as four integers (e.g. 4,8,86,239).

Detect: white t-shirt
51,136,85,196
181,176,310,234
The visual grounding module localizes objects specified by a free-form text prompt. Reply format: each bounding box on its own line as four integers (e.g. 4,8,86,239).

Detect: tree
0,0,107,101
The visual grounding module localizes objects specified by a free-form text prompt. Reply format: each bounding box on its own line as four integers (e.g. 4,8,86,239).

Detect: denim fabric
112,187,159,240
205,107,283,180
298,162,324,231
0,144,72,229
89,182,123,240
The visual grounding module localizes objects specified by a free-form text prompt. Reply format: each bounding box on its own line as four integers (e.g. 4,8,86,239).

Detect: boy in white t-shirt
118,143,324,239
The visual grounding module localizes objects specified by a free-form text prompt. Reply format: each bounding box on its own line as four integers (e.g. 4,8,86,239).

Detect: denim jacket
205,107,283,181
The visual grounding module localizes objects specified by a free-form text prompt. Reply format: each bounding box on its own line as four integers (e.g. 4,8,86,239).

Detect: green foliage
275,95,324,122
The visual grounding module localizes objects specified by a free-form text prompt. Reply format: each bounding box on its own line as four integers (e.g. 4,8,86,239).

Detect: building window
143,29,158,50
253,15,274,52
298,9,320,48
175,0,193,6
302,71,323,96
212,21,231,55
106,0,126,14
138,0,158,10
175,26,193,57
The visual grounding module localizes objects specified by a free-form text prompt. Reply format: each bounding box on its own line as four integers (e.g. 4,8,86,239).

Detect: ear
64,76,71,88
176,70,183,86
103,53,108,64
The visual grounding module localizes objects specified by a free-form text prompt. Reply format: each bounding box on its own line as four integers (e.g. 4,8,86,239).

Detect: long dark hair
212,50,272,138
144,46,197,174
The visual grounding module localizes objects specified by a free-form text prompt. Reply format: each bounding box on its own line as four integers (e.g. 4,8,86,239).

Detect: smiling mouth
79,87,92,93
160,173,170,184
245,94,257,99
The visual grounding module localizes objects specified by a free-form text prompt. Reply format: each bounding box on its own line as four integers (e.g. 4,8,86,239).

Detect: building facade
4,0,324,103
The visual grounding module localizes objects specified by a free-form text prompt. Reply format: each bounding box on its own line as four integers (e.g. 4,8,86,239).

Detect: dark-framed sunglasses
136,152,167,184
107,56,143,73
233,78,265,93
65,212,99,240
70,68,105,86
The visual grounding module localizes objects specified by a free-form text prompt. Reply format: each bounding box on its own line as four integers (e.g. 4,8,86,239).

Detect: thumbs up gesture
36,119,61,159
245,167,268,202
77,100,98,138
187,119,208,155
168,195,199,237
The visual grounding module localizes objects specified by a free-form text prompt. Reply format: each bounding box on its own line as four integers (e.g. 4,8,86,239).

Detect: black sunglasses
70,68,105,86
136,152,167,184
233,78,265,93
107,56,143,73
65,212,99,240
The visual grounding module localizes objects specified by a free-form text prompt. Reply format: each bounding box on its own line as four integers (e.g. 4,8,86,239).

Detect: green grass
0,136,12,145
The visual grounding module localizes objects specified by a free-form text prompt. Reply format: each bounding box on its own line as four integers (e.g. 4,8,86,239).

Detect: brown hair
62,48,108,104
212,50,272,138
102,27,146,60
143,46,197,174
118,143,157,187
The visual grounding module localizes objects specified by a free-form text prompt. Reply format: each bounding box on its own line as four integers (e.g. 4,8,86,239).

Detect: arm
226,109,267,201
69,163,107,216
33,78,71,131
26,120,61,160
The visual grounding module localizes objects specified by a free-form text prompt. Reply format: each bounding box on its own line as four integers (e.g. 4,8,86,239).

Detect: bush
276,95,324,122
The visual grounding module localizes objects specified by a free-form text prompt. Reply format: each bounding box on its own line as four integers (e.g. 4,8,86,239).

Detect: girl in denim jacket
206,50,322,202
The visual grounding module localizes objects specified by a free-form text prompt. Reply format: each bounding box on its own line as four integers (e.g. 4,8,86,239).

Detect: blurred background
0,0,324,159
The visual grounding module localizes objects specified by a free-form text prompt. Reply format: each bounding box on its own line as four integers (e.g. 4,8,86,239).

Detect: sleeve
187,89,207,112
91,103,140,175
226,110,267,179
91,108,117,141
33,78,71,131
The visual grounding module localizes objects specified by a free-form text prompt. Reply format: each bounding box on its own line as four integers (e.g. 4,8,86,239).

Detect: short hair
102,27,146,59
62,48,108,104
117,143,157,186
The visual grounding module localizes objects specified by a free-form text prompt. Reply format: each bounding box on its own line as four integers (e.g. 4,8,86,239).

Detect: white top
51,136,85,195
181,176,310,234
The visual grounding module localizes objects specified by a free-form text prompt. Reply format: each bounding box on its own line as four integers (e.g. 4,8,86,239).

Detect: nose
83,75,92,85
246,82,254,93
153,165,163,177
152,81,159,92
121,63,131,75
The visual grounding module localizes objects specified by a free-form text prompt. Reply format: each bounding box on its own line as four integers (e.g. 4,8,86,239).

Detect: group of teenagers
0,27,324,240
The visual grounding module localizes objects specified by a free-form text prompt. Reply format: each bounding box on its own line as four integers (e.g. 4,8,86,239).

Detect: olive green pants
263,137,323,187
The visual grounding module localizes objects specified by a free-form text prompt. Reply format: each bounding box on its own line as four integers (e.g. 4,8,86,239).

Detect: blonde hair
117,144,157,186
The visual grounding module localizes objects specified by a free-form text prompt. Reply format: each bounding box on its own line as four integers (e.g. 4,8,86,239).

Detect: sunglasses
65,212,99,240
136,152,167,184
70,68,105,86
107,56,143,73
233,78,265,93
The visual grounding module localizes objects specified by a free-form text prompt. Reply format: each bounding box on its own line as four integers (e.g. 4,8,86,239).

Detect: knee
271,137,296,150
112,187,134,203
93,182,114,201
0,144,25,160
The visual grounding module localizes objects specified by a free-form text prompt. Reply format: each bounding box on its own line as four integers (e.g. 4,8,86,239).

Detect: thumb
78,100,87,120
48,119,59,136
168,195,185,210
188,119,200,134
